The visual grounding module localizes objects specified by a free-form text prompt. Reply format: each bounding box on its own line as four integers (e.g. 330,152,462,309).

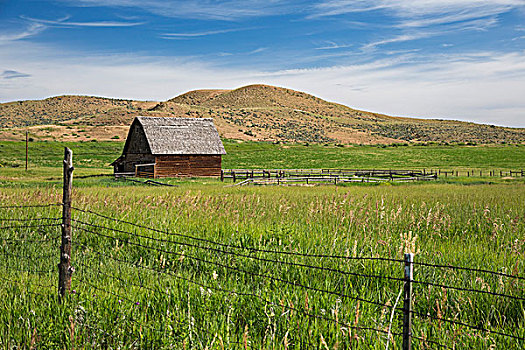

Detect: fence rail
220,168,525,184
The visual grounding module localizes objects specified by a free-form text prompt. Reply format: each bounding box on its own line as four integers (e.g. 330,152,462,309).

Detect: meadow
0,141,524,348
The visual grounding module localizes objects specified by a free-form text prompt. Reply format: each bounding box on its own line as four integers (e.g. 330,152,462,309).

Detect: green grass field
0,141,524,348
1,140,525,170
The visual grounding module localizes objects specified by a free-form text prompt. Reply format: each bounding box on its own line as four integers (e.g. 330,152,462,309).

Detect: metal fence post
402,253,414,350
59,147,74,300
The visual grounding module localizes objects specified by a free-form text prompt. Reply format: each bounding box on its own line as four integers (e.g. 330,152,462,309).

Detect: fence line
411,278,525,301
410,310,525,341
0,217,61,222
74,256,307,348
73,223,399,311
1,206,523,346
72,218,406,283
412,260,525,281
71,206,405,263
0,203,62,209
74,242,396,341
0,223,61,230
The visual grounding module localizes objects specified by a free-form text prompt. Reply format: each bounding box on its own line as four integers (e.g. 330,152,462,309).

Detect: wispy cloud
2,42,524,127
311,0,524,24
1,70,31,79
315,41,353,50
247,47,267,54
362,32,431,51
60,0,302,21
160,28,248,40
21,15,144,27
0,23,46,42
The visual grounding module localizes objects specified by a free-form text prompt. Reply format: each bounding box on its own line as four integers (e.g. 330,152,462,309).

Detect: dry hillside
1,84,524,144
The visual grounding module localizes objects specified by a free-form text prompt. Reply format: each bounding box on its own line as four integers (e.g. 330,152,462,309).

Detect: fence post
58,147,74,300
220,170,224,182
402,253,414,350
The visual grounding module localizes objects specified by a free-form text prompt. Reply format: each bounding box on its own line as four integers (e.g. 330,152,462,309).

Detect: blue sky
1,1,524,127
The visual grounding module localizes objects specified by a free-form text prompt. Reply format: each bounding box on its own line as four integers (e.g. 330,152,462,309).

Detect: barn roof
132,116,226,155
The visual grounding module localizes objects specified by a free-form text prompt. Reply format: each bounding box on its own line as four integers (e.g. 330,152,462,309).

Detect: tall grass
1,184,524,348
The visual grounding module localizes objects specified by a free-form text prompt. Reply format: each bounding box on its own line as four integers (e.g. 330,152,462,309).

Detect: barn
112,117,226,178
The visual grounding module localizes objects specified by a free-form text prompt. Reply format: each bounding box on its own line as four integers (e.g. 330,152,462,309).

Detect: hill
1,84,524,144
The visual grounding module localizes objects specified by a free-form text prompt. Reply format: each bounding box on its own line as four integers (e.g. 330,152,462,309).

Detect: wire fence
1,202,524,348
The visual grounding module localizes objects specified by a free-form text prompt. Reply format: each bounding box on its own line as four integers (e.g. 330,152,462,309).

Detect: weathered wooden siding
154,155,222,177
119,153,155,173
127,123,150,154
117,122,154,172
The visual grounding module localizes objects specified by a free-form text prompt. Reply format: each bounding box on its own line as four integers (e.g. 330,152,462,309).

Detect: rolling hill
1,84,523,144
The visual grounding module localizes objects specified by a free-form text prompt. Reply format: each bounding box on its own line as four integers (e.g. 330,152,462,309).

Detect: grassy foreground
1,184,524,348
0,141,524,348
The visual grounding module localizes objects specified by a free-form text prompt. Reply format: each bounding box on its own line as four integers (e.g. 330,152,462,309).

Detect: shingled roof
128,117,226,155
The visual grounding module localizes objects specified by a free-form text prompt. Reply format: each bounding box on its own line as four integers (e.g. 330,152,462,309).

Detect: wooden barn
112,117,226,178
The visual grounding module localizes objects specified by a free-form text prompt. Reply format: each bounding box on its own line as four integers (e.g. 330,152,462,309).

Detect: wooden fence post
59,147,74,300
402,253,414,350
220,170,224,182
25,131,28,171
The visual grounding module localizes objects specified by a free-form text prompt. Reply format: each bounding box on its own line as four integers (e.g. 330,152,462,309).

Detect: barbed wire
0,204,62,209
73,223,400,312
412,278,525,302
72,218,405,284
71,206,404,263
74,272,243,346
411,310,525,341
0,223,61,230
0,275,54,297
0,273,56,290
0,266,56,274
411,334,453,349
1,250,58,261
1,236,59,243
0,217,61,222
413,261,525,281
73,237,401,339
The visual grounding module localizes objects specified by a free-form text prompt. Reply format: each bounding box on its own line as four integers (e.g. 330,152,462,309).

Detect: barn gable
122,118,152,154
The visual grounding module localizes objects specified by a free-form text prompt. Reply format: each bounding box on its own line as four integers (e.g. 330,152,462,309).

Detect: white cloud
312,0,524,24
1,42,524,127
315,41,353,50
361,33,432,50
61,0,300,21
21,15,145,27
160,28,249,39
0,23,47,42
1,70,31,79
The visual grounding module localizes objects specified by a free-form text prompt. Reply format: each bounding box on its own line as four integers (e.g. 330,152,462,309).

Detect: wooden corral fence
221,168,438,185
222,168,525,183
437,169,525,177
